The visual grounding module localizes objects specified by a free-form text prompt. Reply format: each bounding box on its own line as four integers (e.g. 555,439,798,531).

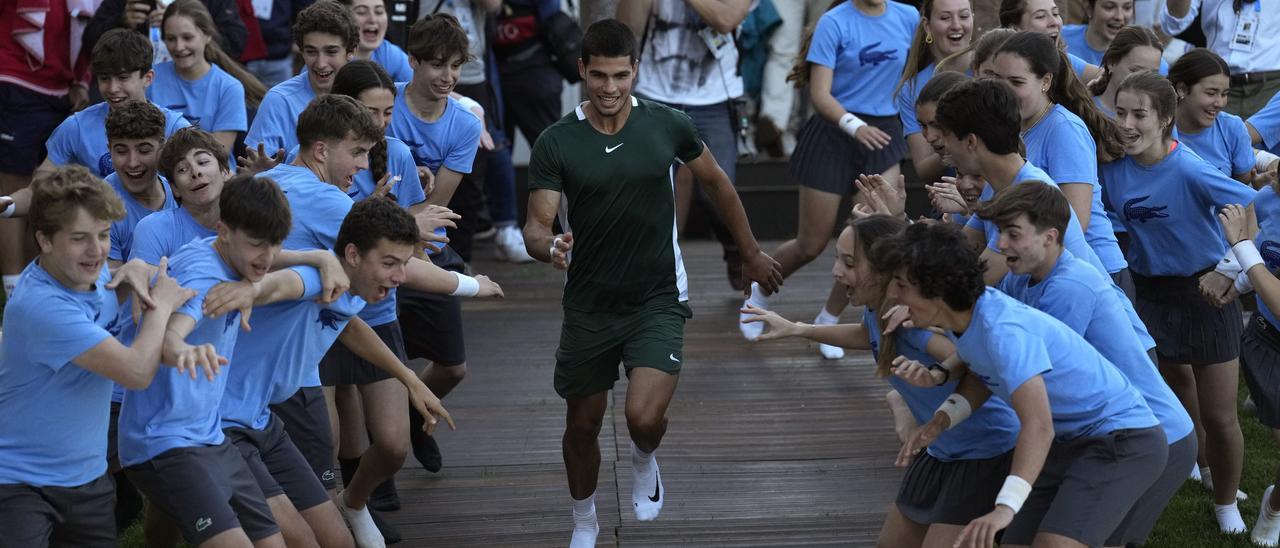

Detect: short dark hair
336,197,419,256
869,222,986,312
159,127,230,182
406,13,471,63
976,181,1070,244
296,94,383,149
580,19,637,65
916,70,969,107
1168,47,1230,93
106,100,165,142
293,0,359,52
935,78,1021,155
219,174,291,244
92,28,152,77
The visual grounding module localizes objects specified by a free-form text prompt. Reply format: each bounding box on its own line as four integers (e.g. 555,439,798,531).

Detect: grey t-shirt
425,0,487,85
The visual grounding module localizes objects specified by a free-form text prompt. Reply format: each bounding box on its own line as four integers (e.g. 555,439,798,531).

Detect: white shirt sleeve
1161,0,1201,36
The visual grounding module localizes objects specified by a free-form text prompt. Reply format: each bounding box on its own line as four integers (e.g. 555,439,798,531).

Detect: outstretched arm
337,318,454,434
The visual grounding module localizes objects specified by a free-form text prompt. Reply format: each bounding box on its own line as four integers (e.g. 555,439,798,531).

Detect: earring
925,33,933,44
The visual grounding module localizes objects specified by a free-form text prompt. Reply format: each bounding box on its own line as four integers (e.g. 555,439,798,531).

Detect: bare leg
623,368,680,452
564,391,610,499
265,494,319,548
344,379,410,509
298,502,355,548
1194,359,1245,506
875,504,927,548
767,185,846,282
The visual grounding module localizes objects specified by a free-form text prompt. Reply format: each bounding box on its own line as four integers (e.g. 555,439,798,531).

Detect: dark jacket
84,0,248,60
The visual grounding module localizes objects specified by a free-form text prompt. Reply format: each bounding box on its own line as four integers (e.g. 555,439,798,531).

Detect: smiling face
1177,73,1229,130
409,53,464,100
302,31,353,94
216,224,282,282
579,55,636,117
349,0,388,54
318,132,373,192
992,52,1052,123
1115,88,1167,157
938,127,982,173
170,148,228,207
356,87,395,130
916,101,950,160
163,14,212,74
831,227,886,307
344,237,412,303
995,212,1057,277
97,70,153,109
109,137,162,194
954,170,987,208
1019,0,1063,42
1087,0,1133,43
36,207,111,291
927,0,973,57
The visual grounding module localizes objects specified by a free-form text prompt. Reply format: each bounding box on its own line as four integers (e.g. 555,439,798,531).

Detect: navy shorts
0,473,115,548
269,386,337,490
0,83,69,176
319,320,404,386
225,414,332,512
398,246,467,366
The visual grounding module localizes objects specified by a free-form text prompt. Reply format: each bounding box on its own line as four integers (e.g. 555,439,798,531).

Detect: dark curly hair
105,100,166,142
870,222,986,312
336,196,420,256
293,0,359,52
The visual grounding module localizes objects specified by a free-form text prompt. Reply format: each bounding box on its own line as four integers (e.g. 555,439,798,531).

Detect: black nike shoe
369,477,401,512
410,410,443,472
369,507,402,544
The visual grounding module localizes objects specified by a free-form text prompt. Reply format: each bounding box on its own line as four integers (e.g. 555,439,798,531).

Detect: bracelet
0,198,13,218
449,271,480,297
995,475,1032,513
838,112,867,138
936,393,971,430
927,362,950,386
1232,239,1265,275
1256,149,1279,173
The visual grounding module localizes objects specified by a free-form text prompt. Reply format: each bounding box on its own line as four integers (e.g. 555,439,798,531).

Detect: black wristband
927,362,950,386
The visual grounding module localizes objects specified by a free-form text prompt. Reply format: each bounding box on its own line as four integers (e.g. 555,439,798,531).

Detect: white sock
814,309,845,359
570,494,599,548
1254,486,1280,546
340,492,387,548
631,442,663,521
1216,501,1247,534
1190,464,1202,481
739,283,770,341
745,283,769,309
2,274,17,298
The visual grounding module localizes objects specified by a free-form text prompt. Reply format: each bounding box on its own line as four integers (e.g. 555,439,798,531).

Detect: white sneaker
739,304,764,341
338,492,387,548
1253,486,1280,546
570,508,599,548
494,226,534,263
632,457,663,521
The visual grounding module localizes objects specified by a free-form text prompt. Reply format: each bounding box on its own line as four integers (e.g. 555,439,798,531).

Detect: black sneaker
410,410,443,473
369,477,401,512
369,507,402,544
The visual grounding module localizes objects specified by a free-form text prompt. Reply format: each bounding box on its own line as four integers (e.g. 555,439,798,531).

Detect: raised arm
683,0,752,34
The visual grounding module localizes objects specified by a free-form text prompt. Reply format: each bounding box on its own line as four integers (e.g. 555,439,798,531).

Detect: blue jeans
649,99,739,252
485,128,518,226
247,57,294,89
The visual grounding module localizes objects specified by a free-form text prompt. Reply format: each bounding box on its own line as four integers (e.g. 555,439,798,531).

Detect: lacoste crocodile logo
1122,195,1169,223
859,43,898,67
317,309,346,330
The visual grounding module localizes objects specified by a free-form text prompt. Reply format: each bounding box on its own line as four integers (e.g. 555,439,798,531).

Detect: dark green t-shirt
528,97,704,313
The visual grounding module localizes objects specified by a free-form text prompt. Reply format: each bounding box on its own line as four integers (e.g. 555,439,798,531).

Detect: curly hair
293,0,359,52
336,196,420,257
869,222,986,312
105,100,166,142
158,127,230,182
30,166,126,238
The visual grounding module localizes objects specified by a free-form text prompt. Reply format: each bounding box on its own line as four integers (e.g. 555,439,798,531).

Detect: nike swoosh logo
649,475,660,502
605,143,624,153
669,353,680,363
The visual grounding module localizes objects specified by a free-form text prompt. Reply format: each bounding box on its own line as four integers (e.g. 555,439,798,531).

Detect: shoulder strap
432,0,445,14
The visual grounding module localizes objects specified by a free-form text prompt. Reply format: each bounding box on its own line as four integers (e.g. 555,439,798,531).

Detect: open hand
474,274,504,298
170,342,227,381
738,305,797,340
237,143,285,175
953,506,1015,548
203,280,256,331
895,415,945,468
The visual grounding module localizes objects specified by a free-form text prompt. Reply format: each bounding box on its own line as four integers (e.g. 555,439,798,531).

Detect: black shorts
107,401,122,466
1110,267,1136,304
1003,426,1167,547
224,414,332,512
895,449,1013,526
1107,432,1197,546
0,83,69,176
1134,270,1242,365
398,246,467,366
319,320,405,386
0,473,115,548
124,441,279,545
789,113,905,196
1241,314,1280,428
269,387,337,490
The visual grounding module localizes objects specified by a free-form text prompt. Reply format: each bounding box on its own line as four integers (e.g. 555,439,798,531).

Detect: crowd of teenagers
5,0,1280,548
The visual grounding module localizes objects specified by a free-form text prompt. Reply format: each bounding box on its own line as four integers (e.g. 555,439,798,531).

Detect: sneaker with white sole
494,226,534,263
1254,486,1280,547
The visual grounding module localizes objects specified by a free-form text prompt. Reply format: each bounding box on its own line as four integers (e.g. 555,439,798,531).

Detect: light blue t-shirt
45,101,190,177
105,173,177,262
221,265,366,430
245,73,316,154
1178,113,1256,177
956,288,1157,440
998,249,1193,444
1249,185,1280,326
387,86,483,175
805,1,918,116
864,309,1019,461
1023,104,1126,273
118,236,241,466
1101,142,1256,276
0,262,117,486
896,63,935,136
346,136,425,327
1062,25,1168,73
1248,91,1280,154
371,40,414,83
148,62,248,133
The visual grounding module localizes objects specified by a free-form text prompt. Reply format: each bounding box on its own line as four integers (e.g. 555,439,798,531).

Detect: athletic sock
739,283,770,341
1253,485,1280,546
1216,501,1247,534
1190,464,1202,482
570,494,599,548
814,308,844,360
340,491,387,548
2,275,17,298
631,442,663,521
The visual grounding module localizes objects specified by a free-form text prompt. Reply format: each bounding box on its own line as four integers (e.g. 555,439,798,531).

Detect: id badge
698,26,734,60
1231,10,1259,53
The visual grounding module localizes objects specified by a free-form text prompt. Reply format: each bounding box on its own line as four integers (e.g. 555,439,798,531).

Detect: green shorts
554,299,693,400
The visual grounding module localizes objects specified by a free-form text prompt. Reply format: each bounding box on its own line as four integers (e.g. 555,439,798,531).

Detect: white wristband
450,271,480,297
936,394,972,430
995,475,1032,513
838,112,867,138
1236,269,1256,294
1256,149,1279,173
1232,239,1265,275
1216,250,1243,277
0,197,14,218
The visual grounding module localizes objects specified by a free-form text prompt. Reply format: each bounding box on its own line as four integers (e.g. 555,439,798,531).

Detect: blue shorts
0,83,69,176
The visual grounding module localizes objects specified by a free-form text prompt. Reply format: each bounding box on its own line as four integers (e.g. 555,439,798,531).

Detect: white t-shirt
634,2,743,106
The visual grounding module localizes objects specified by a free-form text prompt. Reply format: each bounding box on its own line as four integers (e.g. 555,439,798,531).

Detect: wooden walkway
384,240,904,547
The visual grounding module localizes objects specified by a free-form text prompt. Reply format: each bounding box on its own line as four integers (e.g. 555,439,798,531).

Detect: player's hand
896,414,946,468
148,7,163,27
407,381,455,436
856,173,907,219
854,124,892,150
142,257,195,315
1218,204,1250,246
954,506,1014,548
880,304,914,335
474,274,504,298
742,249,783,296
738,305,799,340
169,342,227,381
417,166,436,196
203,280,256,331
551,233,573,270
479,128,495,151
237,143,285,175
927,178,968,215
891,356,943,387
108,258,161,312
413,205,460,251
372,173,399,199
1198,270,1236,308
313,252,350,304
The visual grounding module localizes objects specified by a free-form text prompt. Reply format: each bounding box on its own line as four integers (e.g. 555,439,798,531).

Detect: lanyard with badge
1231,0,1261,53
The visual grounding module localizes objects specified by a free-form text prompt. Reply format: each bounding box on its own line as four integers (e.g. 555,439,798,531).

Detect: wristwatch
926,362,950,386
